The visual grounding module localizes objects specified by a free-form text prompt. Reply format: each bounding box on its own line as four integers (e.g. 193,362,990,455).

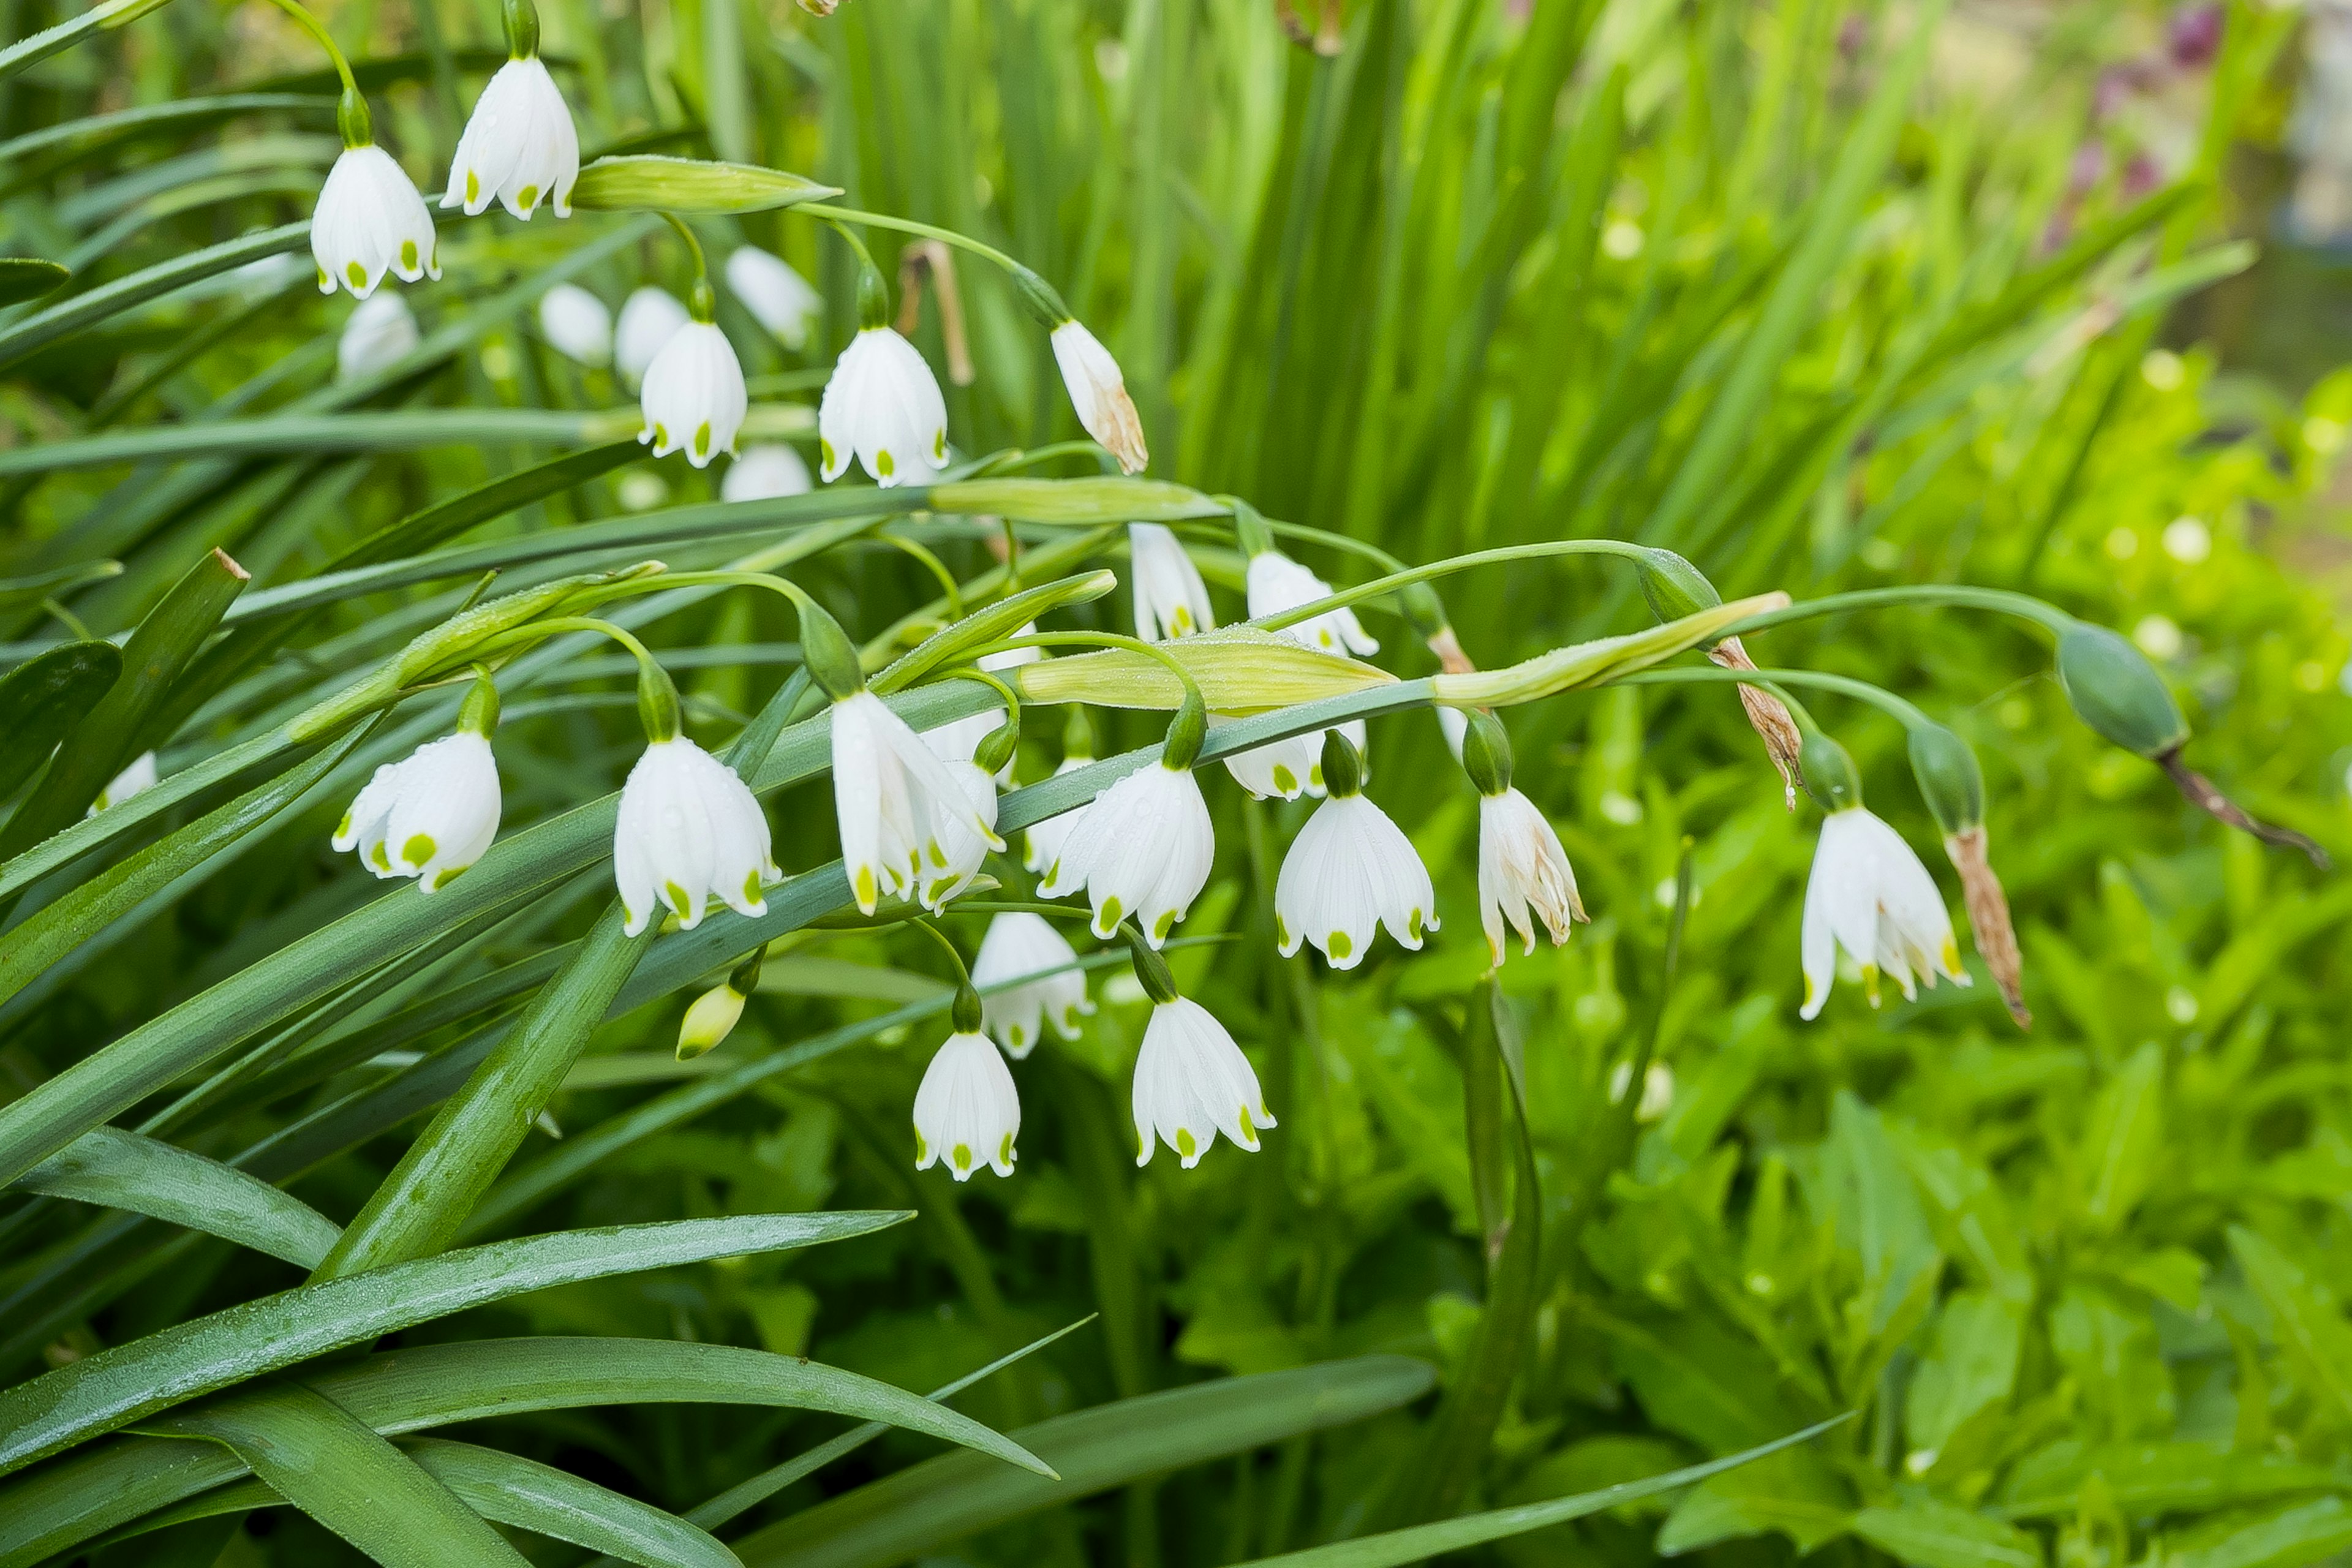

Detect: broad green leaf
1656,1446,1854,1555
869,570,1120,691
12,1126,340,1268
2076,1042,2165,1233
1997,1441,2342,1520
0,641,121,799
569,154,841,213
1850,1499,2043,1568
1903,1291,2022,1461
2228,1226,2352,1427
141,1385,527,1568
0,257,67,305
2169,1497,2352,1568
0,1213,911,1475
732,1357,1438,1567
1597,1309,1811,1454
1016,628,1394,714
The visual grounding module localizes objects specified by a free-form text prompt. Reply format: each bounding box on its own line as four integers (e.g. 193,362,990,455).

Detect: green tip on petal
1328,930,1352,960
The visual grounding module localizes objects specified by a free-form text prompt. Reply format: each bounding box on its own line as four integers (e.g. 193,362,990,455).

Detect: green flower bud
1800,729,1863,813
856,263,891,331
2056,621,2189,758
797,597,867,701
1637,548,1722,625
974,715,1020,778
1319,728,1364,798
951,981,985,1035
1906,722,1984,837
1006,263,1069,328
1400,581,1451,643
687,274,717,325
1459,709,1511,796
676,982,747,1060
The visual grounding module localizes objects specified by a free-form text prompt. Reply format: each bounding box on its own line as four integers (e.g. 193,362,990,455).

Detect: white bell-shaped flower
613,736,780,936
727,245,822,350
1216,720,1321,802
312,144,440,299
913,1028,1020,1181
1050,319,1147,475
615,287,689,384
1133,998,1274,1169
919,758,1000,913
638,319,747,468
443,56,578,220
721,444,812,502
971,912,1094,1058
1275,737,1436,969
1021,754,1093,875
333,733,501,894
1478,786,1583,964
1800,807,1970,1019
831,689,1004,915
1247,549,1380,657
1129,522,1213,641
336,291,418,383
1037,761,1213,946
818,326,949,486
922,625,1041,783
538,284,612,366
91,751,159,815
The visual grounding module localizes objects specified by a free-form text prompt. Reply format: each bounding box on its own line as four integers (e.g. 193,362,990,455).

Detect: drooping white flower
727,246,822,350
615,287,688,384
91,751,159,815
336,291,418,383
1247,550,1380,657
1050,319,1147,475
1216,718,1317,802
1800,807,1971,1020
971,913,1093,1058
333,733,501,893
442,56,578,220
1133,998,1274,1169
818,326,949,486
831,689,1004,916
919,758,1000,912
1038,761,1213,946
922,625,1041,782
1275,748,1436,970
638,320,747,468
614,736,780,937
1129,522,1213,641
913,1029,1021,1181
721,444,812,503
311,144,439,299
1477,786,1583,963
538,284,612,366
1021,753,1092,876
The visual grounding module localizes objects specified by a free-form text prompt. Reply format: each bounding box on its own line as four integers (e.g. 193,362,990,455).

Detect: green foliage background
3,0,2352,1566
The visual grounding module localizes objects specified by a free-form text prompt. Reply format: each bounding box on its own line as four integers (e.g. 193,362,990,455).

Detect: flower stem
255,0,358,104
1616,663,1929,731
1725,584,2076,639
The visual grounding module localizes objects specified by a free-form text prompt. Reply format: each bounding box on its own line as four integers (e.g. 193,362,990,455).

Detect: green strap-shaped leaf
0,1213,912,1476
331,440,650,571
0,92,331,167
0,0,178,86
0,559,121,608
12,1126,340,1268
0,640,121,799
142,1387,527,1568
0,221,304,372
0,257,67,306
0,1335,1064,1566
0,409,633,478
731,1357,1438,1568
568,154,842,214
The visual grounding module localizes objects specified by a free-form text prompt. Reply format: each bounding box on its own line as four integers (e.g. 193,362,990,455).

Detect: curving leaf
570,155,841,214
0,257,67,305
0,640,121,800
12,1126,340,1268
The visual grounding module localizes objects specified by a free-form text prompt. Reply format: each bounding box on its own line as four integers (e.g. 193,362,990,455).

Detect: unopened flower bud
1319,728,1364,799
1121,923,1181,1006
1161,684,1208,771
2056,620,2188,759
677,981,748,1060
1637,548,1722,623
1905,722,1984,839
1800,729,1862,813
973,714,1020,780
1459,709,1512,796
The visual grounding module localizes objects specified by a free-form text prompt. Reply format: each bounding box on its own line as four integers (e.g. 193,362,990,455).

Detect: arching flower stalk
332,668,502,893
1274,731,1437,969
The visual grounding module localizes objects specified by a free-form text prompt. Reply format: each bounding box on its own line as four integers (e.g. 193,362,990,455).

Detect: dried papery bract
1638,549,1803,807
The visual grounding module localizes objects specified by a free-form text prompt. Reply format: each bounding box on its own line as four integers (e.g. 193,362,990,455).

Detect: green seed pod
796,597,867,701
1161,684,1208,770
1637,548,1723,625
1320,729,1364,798
1006,263,1069,329
1800,728,1863,813
1459,709,1512,796
1906,722,1984,837
687,275,717,325
676,982,747,1060
2056,620,2189,758
856,262,891,331
336,87,372,150
974,715,1020,778
503,0,539,58
636,657,683,743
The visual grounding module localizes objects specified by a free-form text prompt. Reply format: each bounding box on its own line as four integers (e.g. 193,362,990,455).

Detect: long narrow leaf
13,1126,340,1268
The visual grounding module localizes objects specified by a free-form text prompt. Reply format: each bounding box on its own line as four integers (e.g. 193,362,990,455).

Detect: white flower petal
913,1030,1020,1180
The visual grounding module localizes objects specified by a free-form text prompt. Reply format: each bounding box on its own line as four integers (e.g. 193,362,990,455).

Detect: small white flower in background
1248,549,1379,658
638,320,748,468
1021,753,1093,876
312,145,440,298
1133,998,1274,1168
89,751,159,815
443,56,578,220
922,625,1040,782
914,1028,1021,1181
1477,786,1584,964
971,912,1094,1058
1038,760,1214,946
1608,1058,1675,1121
1274,740,1436,970
1800,807,1970,1020
727,246,823,350
336,292,418,383
831,689,1004,915
1129,522,1213,640
721,444,812,503
537,284,612,367
1050,320,1148,474
818,326,949,486
1216,719,1318,802
919,758,1000,912
333,734,500,893
615,287,689,384
613,736,780,936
